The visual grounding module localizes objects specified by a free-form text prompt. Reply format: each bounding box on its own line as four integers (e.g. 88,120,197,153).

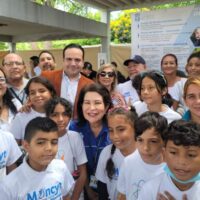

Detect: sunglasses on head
99,71,115,78
140,70,167,84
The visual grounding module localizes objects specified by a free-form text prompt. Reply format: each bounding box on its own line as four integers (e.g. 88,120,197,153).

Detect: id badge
89,175,97,189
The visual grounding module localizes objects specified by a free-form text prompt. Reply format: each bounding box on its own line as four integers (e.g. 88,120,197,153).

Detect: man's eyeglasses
99,71,115,78
0,77,6,84
4,61,23,67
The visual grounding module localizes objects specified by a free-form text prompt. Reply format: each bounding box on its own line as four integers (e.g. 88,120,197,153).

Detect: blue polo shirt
69,120,110,176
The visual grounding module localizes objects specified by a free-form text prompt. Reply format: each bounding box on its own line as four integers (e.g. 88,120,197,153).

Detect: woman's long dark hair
77,83,112,126
0,69,17,114
106,106,138,179
139,70,173,107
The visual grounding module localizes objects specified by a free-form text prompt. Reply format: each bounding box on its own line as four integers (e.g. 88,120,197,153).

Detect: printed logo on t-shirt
131,179,145,199
0,150,7,169
124,92,130,98
123,92,132,103
26,182,62,200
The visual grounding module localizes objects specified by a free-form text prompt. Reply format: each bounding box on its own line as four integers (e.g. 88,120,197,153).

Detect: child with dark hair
117,111,167,200
0,117,74,199
46,97,87,200
133,70,181,123
138,120,200,200
185,51,200,77
10,76,57,145
96,106,138,200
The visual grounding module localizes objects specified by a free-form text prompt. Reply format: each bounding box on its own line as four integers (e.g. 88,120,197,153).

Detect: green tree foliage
0,42,8,50
33,0,101,21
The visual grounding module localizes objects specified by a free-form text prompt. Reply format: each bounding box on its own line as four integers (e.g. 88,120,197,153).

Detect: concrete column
9,42,16,52
101,10,110,62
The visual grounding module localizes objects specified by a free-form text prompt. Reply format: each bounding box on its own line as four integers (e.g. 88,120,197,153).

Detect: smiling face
127,61,146,79
186,57,200,77
108,114,135,154
23,130,58,171
0,70,7,98
63,48,84,79
184,83,200,123
136,127,164,164
98,67,115,91
28,82,52,113
141,77,164,106
39,52,56,71
82,91,107,125
161,55,177,76
3,53,25,81
165,140,200,184
49,103,71,136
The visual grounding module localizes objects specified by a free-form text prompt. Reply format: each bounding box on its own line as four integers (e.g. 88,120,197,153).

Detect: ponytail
106,144,116,180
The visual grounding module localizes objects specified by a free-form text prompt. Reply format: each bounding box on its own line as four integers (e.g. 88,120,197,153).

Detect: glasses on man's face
99,71,115,78
0,77,6,84
4,61,23,67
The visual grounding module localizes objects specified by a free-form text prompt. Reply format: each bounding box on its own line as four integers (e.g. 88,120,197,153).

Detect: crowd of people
0,42,200,200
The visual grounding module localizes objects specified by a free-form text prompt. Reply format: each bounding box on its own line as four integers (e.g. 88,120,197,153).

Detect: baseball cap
124,55,146,66
83,62,92,70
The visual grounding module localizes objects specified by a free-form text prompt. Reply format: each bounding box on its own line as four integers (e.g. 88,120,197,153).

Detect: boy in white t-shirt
0,130,22,179
117,111,168,200
46,97,87,200
0,117,74,200
138,120,200,200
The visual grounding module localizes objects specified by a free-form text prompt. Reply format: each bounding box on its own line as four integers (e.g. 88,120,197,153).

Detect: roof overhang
75,0,189,11
0,0,107,43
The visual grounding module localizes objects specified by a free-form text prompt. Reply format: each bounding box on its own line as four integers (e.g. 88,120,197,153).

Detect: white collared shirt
61,72,80,106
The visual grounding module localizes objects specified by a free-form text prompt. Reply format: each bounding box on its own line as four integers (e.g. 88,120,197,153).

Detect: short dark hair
139,70,173,107
24,117,58,143
134,111,168,140
187,51,200,64
38,50,56,62
62,43,84,59
45,97,72,118
30,56,39,67
111,61,117,67
24,76,57,97
165,120,200,147
77,83,112,125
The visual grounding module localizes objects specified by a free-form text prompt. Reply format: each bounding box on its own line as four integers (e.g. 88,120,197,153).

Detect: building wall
0,44,131,78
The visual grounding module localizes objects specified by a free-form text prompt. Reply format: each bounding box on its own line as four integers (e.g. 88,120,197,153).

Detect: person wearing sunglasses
96,64,126,108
